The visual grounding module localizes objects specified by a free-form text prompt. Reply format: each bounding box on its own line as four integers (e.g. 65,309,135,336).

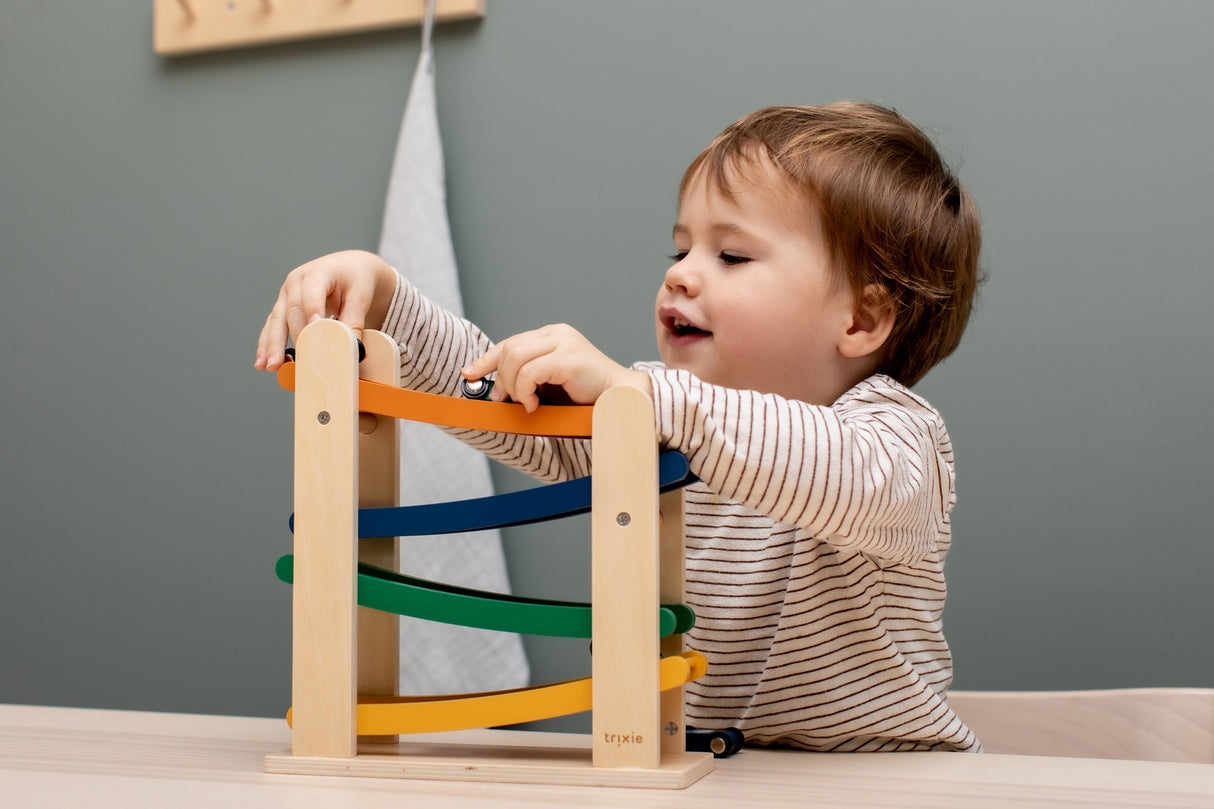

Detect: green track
276,555,694,639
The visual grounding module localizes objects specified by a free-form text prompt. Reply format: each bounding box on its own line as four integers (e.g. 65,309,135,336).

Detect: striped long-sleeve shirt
384,277,980,753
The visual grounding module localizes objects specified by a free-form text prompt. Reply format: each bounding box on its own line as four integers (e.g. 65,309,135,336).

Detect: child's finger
298,271,333,329
278,273,309,346
256,291,290,370
504,341,573,412
463,344,502,381
507,357,547,412
490,332,555,407
511,357,557,413
336,282,372,341
471,335,535,396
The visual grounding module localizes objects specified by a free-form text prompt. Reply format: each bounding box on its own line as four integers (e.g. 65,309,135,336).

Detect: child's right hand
462,323,651,413
254,250,398,371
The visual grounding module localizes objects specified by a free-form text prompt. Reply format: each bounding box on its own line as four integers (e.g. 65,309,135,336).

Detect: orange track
277,361,593,437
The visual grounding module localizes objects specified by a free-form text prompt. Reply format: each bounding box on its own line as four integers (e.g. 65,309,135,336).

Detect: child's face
655,164,859,405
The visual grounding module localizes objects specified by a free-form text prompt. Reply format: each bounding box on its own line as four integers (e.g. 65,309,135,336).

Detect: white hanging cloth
376,1,530,694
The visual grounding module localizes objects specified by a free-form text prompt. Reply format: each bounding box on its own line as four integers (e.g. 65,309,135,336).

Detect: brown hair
681,103,983,386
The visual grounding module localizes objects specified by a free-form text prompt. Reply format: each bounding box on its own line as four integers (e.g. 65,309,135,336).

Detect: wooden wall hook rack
154,0,486,56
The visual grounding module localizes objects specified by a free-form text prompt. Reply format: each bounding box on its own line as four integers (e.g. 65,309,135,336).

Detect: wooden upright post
356,331,401,744
659,488,688,757
290,319,360,757
591,385,661,769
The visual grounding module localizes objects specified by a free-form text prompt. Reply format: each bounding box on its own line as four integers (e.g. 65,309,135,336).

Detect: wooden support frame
355,331,401,746
265,321,712,788
153,0,486,56
591,386,662,769
286,318,359,757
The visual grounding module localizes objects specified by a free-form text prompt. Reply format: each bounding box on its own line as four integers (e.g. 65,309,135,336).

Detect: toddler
256,102,983,752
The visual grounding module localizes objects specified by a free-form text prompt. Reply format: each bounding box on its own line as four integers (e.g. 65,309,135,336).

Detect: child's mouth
666,315,710,337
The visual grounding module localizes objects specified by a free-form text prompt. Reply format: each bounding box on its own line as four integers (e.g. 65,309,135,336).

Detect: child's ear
840,284,895,360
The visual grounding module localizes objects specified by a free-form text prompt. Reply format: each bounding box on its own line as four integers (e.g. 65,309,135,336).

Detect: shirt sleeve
381,271,492,396
642,364,954,564
380,273,592,483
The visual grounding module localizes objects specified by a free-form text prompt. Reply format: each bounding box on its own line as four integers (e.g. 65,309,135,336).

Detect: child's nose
663,256,701,296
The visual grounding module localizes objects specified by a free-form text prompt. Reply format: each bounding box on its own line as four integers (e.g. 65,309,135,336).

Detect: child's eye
720,252,750,266
668,251,688,262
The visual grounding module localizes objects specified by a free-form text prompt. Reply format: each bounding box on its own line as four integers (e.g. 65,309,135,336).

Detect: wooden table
3,704,1213,808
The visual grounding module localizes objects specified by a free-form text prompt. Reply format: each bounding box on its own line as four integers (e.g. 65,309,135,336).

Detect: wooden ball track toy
263,319,715,788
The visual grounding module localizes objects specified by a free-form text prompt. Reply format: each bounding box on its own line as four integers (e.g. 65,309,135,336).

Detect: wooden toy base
265,736,714,789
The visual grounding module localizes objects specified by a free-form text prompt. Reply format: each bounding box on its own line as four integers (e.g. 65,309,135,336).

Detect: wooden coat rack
153,0,485,56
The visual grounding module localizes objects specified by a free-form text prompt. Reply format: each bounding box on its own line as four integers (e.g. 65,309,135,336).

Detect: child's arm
644,366,954,566
459,327,950,567
377,277,596,484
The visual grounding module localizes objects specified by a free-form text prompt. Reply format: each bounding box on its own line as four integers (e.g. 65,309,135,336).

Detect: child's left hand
463,324,651,413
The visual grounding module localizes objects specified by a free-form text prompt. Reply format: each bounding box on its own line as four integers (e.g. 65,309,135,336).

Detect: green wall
2,1,1211,722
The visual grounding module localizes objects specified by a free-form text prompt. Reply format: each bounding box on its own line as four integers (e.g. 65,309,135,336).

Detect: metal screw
317,411,331,425
616,512,631,526
664,722,679,736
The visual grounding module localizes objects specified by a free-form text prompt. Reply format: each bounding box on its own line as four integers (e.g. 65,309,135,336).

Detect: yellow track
287,651,707,736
